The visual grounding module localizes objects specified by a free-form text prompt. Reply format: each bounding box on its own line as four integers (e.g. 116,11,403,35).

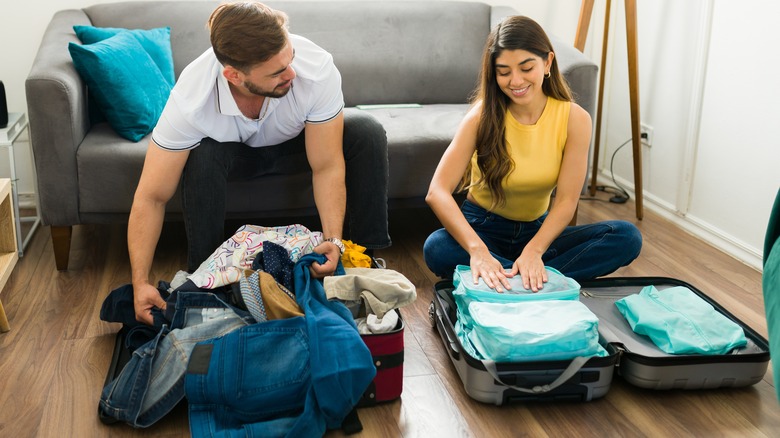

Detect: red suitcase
358,308,404,406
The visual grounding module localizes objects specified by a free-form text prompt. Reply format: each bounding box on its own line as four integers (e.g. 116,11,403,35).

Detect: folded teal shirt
464,300,608,362
615,285,747,355
451,265,608,361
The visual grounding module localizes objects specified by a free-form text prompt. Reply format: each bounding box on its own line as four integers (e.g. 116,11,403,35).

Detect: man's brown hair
208,1,289,72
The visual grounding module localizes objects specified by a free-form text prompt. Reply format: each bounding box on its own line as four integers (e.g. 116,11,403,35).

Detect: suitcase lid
578,276,769,365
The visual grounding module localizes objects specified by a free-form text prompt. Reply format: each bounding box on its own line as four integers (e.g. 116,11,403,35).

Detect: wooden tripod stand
575,0,643,220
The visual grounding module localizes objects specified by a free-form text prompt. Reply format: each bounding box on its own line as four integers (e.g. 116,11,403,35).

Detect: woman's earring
544,71,551,78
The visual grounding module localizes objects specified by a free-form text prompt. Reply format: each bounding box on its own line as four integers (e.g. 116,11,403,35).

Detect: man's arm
128,141,190,324
304,111,346,277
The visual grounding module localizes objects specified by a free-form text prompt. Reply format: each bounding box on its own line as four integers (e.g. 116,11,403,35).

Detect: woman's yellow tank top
469,96,570,221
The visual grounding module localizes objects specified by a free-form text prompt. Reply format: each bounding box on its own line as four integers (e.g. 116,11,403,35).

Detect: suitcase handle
434,303,462,361
482,356,592,394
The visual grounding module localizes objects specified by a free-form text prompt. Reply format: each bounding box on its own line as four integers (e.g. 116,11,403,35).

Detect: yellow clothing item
469,96,570,221
341,240,373,268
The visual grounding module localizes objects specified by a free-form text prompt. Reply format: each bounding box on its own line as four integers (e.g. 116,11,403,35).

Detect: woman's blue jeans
423,200,642,281
182,108,391,271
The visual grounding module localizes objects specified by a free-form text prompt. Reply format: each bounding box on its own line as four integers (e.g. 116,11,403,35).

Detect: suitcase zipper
580,289,628,298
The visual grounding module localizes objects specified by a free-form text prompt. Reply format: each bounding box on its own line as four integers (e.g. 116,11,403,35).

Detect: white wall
690,1,780,265
598,0,780,270
1,0,777,270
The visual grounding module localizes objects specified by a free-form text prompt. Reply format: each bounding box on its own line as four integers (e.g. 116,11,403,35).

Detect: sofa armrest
25,9,93,226
551,35,599,121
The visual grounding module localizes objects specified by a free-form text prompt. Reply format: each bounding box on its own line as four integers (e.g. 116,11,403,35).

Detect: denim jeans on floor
182,108,391,271
423,200,642,281
99,292,252,428
185,253,375,437
186,318,314,437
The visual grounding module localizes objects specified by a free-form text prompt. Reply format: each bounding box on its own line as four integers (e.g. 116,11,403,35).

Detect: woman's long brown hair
460,16,573,210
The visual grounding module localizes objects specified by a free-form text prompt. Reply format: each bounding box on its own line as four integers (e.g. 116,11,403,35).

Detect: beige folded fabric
323,268,416,318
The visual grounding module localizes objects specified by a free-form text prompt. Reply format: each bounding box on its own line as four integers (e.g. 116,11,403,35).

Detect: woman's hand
511,251,547,292
470,248,513,292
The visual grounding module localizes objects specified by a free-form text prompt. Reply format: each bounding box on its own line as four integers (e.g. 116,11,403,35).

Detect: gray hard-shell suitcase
429,277,770,405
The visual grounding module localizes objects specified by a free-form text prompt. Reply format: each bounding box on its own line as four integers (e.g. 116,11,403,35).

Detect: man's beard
244,80,292,98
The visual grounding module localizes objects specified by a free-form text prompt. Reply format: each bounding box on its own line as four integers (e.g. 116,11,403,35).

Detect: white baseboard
594,173,763,273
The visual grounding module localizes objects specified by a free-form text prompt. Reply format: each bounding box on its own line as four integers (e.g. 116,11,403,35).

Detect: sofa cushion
77,123,149,214
68,31,172,142
276,1,491,107
362,104,470,200
73,25,176,86
82,1,491,106
77,105,469,216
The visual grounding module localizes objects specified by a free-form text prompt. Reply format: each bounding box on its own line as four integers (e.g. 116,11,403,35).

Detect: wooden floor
0,191,778,437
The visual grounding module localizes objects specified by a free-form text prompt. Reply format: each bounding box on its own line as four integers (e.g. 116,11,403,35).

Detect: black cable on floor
582,137,632,203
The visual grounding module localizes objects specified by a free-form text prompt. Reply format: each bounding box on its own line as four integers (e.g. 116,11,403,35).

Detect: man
128,1,390,324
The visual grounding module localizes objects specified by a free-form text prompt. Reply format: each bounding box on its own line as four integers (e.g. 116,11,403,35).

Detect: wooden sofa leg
51,226,72,271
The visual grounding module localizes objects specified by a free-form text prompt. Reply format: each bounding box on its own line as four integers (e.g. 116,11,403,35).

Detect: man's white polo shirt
152,34,344,150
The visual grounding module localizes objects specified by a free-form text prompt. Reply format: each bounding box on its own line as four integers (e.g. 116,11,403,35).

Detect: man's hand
309,241,341,278
134,283,167,325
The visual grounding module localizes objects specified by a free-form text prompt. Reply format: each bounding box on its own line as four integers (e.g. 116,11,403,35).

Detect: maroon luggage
358,309,404,406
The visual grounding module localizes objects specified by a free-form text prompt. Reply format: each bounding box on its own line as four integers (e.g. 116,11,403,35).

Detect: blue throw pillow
73,25,175,86
68,32,172,142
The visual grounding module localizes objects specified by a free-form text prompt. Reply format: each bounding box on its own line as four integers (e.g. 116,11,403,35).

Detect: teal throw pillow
68,32,172,142
73,25,175,86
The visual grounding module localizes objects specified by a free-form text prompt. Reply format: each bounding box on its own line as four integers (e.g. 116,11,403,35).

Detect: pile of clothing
98,224,415,436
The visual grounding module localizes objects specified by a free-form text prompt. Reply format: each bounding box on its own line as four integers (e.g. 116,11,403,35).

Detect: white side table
0,112,41,257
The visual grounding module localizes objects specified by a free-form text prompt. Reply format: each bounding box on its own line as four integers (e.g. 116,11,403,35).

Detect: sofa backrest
83,1,496,106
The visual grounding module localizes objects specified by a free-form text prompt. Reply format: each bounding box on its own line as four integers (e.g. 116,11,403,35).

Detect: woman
423,15,642,292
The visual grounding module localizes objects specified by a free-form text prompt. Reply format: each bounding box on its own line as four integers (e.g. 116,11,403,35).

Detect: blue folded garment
615,285,747,355
452,265,607,362
464,300,608,362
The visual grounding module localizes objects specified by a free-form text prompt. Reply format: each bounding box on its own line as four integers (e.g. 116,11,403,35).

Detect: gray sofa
26,1,597,270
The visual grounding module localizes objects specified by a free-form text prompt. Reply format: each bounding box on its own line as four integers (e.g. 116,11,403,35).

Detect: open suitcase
429,276,770,405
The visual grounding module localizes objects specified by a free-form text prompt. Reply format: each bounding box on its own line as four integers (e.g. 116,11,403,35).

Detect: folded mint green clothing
453,265,581,297
451,265,607,362
461,300,608,362
453,265,580,331
615,285,747,355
